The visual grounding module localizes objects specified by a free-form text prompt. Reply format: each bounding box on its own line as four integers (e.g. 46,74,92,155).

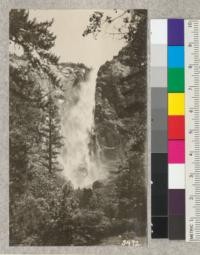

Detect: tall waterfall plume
60,68,104,188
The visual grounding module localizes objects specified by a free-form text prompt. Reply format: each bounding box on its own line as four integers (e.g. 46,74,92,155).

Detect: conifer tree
9,9,61,86
40,93,63,174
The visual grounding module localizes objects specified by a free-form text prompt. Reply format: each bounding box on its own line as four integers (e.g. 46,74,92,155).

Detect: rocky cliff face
94,30,147,175
10,55,89,95
9,54,90,178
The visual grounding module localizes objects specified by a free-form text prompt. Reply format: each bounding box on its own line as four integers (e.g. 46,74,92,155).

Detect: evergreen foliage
9,9,147,245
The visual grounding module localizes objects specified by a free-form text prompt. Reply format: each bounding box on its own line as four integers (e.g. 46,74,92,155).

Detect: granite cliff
94,30,147,176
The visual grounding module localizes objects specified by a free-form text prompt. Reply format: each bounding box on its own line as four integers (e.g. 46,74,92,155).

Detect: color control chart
151,19,200,241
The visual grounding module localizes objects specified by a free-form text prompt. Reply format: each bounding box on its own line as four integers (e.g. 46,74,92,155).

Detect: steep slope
93,16,147,230
94,15,147,178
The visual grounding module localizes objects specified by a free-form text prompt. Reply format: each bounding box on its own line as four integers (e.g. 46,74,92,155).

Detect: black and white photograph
9,9,147,246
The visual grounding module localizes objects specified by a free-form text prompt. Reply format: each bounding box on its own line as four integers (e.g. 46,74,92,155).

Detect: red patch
168,116,185,140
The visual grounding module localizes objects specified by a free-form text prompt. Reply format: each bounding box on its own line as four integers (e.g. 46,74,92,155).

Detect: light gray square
150,45,167,67
150,67,167,87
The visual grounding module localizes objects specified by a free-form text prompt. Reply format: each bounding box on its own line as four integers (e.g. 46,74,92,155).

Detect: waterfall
60,68,105,188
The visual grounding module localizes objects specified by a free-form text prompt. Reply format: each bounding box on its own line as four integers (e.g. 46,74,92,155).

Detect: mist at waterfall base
59,68,105,188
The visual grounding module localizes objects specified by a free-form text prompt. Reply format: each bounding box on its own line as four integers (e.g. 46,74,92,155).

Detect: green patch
168,68,184,92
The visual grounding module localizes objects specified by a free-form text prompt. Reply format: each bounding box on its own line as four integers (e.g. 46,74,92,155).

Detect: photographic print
9,9,147,246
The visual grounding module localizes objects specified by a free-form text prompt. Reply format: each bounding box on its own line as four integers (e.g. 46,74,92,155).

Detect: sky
28,10,126,69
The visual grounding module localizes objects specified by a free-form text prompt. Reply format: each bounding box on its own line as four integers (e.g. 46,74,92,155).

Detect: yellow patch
168,93,184,115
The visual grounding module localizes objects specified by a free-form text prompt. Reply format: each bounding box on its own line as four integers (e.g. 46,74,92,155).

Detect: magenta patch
168,140,185,163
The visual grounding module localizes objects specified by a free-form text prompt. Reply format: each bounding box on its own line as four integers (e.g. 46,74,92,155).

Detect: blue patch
168,46,184,68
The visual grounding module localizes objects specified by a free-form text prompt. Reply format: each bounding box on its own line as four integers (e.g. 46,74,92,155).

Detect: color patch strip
151,19,168,238
167,19,185,240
